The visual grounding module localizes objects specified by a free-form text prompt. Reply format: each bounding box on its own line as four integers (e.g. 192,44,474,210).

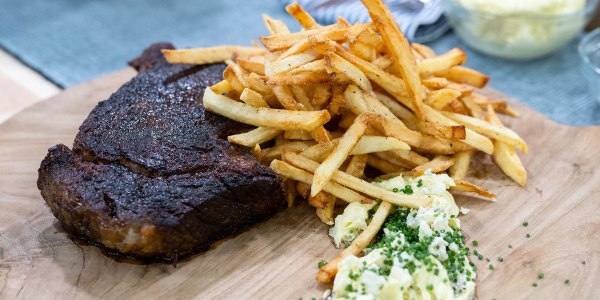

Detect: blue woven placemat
0,0,598,125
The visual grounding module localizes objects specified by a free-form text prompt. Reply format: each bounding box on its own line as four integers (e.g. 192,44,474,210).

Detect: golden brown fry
262,141,316,161
417,121,466,140
417,48,467,75
284,130,313,141
451,179,496,199
373,151,420,169
227,127,282,147
311,113,369,196
270,160,370,203
350,136,410,155
296,182,311,198
443,111,528,153
487,105,527,186
236,57,265,75
413,155,455,175
272,85,306,110
308,191,329,209
267,70,333,86
325,52,373,93
240,88,270,108
316,193,336,224
268,50,321,74
285,179,297,208
422,77,449,89
204,88,330,131
349,42,377,61
262,14,291,35
411,43,436,59
210,80,233,95
345,154,368,178
461,95,486,120
367,154,407,173
285,2,319,29
449,150,473,180
260,23,348,51
317,201,393,283
422,104,494,154
312,84,331,106
162,46,265,65
434,65,489,88
361,0,425,119
427,88,462,110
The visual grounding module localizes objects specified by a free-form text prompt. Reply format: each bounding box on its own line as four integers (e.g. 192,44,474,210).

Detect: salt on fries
165,0,528,285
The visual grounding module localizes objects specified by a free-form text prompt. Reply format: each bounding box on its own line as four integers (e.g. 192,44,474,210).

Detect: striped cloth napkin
280,0,449,43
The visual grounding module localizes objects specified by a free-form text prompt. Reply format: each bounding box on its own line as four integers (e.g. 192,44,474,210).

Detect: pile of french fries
163,0,528,285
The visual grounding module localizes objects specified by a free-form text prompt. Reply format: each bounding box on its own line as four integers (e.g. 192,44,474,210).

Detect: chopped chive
472,240,478,247
532,283,538,287
523,221,528,227
565,279,570,284
526,233,531,238
538,273,544,279
489,264,494,270
318,260,327,268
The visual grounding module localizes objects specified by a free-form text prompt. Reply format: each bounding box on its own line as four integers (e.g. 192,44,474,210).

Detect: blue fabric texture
0,0,598,125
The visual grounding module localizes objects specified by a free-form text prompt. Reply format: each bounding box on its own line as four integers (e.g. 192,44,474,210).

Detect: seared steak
37,43,285,261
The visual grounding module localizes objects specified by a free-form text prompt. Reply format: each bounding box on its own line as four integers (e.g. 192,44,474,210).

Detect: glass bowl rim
578,28,600,74
444,0,587,20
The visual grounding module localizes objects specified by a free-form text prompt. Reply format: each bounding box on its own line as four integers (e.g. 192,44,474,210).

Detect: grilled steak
37,43,285,261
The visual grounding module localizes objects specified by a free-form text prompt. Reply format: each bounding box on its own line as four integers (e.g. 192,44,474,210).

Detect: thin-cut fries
204,88,330,131
169,0,530,288
311,114,369,196
162,46,265,65
271,160,370,204
227,127,282,147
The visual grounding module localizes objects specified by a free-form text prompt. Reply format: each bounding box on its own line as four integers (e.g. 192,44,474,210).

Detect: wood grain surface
0,69,599,300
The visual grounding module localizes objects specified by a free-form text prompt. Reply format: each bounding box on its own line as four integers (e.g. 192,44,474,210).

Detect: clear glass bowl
578,28,600,104
443,0,595,60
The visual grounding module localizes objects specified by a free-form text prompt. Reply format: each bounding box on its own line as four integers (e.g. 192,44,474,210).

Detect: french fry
284,130,314,141
349,42,377,61
461,95,486,120
417,48,467,75
285,2,319,29
204,88,330,131
345,154,368,178
285,179,297,207
284,153,430,208
290,59,327,74
262,14,291,35
308,191,329,209
443,111,528,153
210,80,233,95
487,105,527,186
427,88,462,110
162,46,265,65
272,85,306,110
373,151,419,169
367,154,407,173
260,23,348,51
268,50,321,75
350,136,410,155
267,70,333,86
311,113,369,196
434,66,489,88
422,77,449,89
413,155,455,175
361,0,425,119
417,121,466,140
317,201,393,283
316,193,336,224
325,52,372,94
262,141,316,161
236,57,265,75
270,160,370,204
227,127,282,147
448,150,473,180
451,179,496,199
411,43,436,59
296,182,311,198
422,104,494,154
240,88,270,108
312,84,331,106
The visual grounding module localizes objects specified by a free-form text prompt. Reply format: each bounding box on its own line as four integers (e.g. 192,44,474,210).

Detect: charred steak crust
37,43,285,261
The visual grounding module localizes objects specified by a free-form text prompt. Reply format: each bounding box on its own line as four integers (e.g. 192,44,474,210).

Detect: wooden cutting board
0,68,599,300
